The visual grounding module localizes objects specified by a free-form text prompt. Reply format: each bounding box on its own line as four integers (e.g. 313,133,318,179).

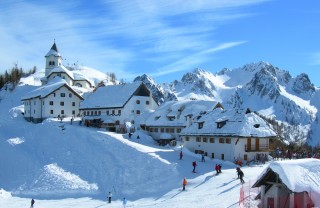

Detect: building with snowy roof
41,42,93,89
79,82,158,131
252,158,320,208
21,78,83,123
142,100,223,145
180,108,277,163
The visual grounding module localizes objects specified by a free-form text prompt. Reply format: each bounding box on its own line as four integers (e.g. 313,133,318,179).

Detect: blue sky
0,0,319,86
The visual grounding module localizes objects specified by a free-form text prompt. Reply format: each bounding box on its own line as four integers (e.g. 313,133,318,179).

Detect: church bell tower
44,41,62,77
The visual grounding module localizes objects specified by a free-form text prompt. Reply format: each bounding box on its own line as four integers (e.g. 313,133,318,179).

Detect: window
160,128,164,133
136,110,140,115
118,110,121,115
91,111,93,115
221,154,224,160
61,110,64,114
150,128,153,132
198,122,204,129
177,128,181,133
60,93,65,97
203,137,207,143
210,138,215,143
106,110,109,115
185,136,189,141
154,128,158,132
146,101,150,105
33,110,35,114
53,93,56,97
212,153,215,159
98,111,101,115
95,111,97,115
69,93,72,98
112,110,115,115
49,101,54,105
72,102,75,106
83,111,86,116
60,102,64,106
136,100,140,104
196,137,201,142
226,138,231,144
166,128,169,133
244,154,248,161
170,128,174,133
219,138,225,143
72,110,75,115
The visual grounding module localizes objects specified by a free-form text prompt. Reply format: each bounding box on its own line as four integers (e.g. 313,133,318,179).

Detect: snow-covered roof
21,77,83,100
48,65,74,80
144,100,220,127
47,66,94,87
253,158,320,206
45,42,61,57
180,108,277,137
80,82,148,109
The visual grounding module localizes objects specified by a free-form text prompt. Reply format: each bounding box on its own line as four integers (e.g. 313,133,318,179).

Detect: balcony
245,144,269,152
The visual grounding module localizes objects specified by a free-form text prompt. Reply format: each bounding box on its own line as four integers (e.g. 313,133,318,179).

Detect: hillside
0,80,266,207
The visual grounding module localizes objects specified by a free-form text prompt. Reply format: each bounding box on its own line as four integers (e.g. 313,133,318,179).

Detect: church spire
50,39,59,53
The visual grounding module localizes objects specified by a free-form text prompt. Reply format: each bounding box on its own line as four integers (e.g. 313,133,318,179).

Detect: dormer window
198,122,204,129
167,116,175,121
254,124,260,128
216,120,227,129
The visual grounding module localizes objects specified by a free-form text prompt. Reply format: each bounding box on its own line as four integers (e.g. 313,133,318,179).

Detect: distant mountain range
134,61,320,146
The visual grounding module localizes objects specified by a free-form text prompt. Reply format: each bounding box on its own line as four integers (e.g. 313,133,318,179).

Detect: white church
22,42,89,123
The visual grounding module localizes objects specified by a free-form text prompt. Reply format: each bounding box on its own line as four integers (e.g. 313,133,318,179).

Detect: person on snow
215,164,219,175
108,191,112,203
218,164,222,173
30,198,35,208
180,151,183,160
201,154,205,162
192,161,197,172
182,178,187,191
236,167,241,179
123,197,127,208
238,168,245,184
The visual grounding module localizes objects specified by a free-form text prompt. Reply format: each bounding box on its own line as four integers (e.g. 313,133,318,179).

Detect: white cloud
0,0,268,78
151,41,247,77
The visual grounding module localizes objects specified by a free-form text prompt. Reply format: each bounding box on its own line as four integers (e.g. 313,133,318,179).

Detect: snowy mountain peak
292,73,315,96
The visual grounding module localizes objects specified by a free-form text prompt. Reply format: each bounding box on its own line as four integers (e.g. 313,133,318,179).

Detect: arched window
136,100,140,104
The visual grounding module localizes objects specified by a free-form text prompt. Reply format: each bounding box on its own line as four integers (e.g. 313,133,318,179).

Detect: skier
236,167,241,179
123,197,127,208
218,164,222,173
108,191,112,203
238,168,245,184
30,198,35,208
201,154,205,162
192,161,197,172
182,178,187,191
215,164,219,175
180,151,183,160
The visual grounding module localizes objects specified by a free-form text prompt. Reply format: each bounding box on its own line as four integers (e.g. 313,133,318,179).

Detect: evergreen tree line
0,65,37,90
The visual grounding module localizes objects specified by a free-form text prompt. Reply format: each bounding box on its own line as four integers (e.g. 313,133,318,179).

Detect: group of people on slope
105,192,127,207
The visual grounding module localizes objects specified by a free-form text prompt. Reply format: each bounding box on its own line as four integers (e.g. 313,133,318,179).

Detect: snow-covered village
1,40,320,208
1,1,320,208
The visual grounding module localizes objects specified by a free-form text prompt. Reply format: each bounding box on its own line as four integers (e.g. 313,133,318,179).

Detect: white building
21,78,83,123
252,158,320,208
180,108,277,163
41,42,93,89
142,100,223,145
79,82,158,132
